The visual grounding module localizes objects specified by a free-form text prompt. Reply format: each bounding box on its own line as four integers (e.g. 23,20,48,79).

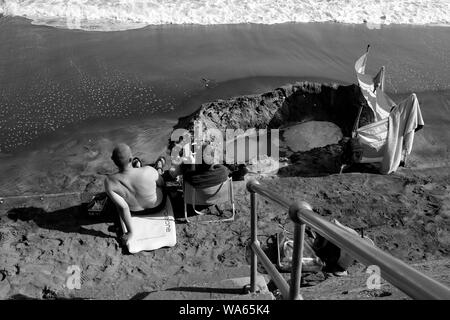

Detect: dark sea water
0,17,449,195
1,17,450,153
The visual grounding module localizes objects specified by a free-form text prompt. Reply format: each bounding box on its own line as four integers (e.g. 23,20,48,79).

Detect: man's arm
104,178,134,238
146,166,165,188
156,172,165,188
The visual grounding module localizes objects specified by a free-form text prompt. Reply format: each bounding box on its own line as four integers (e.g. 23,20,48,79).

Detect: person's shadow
7,197,122,240
6,189,195,240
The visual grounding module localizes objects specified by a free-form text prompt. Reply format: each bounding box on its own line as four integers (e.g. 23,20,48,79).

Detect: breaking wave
1,0,450,31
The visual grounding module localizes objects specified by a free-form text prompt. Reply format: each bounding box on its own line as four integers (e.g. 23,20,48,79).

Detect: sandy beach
1,8,450,300
1,167,449,300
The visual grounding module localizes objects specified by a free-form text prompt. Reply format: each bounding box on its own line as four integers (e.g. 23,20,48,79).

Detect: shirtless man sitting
104,143,166,245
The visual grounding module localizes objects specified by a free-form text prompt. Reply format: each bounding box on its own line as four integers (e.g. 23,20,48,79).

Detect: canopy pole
352,106,364,138
352,44,371,138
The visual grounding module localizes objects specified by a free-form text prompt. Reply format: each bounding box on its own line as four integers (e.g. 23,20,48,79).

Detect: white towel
120,198,177,254
381,93,424,174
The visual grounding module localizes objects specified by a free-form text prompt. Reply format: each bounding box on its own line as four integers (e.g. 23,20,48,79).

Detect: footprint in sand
85,149,100,160
0,229,13,249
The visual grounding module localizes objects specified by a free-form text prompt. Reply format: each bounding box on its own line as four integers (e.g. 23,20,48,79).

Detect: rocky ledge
172,81,375,176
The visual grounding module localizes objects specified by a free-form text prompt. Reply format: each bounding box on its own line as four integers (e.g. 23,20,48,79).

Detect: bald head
111,143,132,170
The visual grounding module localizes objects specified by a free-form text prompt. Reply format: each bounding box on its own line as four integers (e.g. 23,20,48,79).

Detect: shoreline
29,20,450,33
6,15,450,33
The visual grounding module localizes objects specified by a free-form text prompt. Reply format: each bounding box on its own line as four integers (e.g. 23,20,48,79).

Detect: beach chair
183,176,235,223
353,117,388,164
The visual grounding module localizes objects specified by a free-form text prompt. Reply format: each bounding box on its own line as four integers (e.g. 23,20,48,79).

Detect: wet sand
1,17,450,153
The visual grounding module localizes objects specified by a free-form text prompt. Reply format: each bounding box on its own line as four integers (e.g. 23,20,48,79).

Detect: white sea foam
1,0,450,31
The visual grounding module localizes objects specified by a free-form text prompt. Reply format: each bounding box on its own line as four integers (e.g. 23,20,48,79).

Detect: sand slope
1,166,449,299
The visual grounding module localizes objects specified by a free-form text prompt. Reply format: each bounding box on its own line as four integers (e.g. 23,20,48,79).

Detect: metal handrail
247,180,305,300
246,179,450,300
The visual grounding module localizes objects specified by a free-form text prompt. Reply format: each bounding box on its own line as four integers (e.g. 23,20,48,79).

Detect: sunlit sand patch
282,121,343,152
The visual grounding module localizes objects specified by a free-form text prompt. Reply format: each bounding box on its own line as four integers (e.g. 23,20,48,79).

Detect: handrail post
250,190,258,293
290,222,305,300
289,202,312,300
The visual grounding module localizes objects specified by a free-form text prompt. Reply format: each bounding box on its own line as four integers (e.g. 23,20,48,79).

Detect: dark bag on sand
87,193,108,216
312,219,375,272
266,232,324,273
343,137,364,164
350,138,364,163
268,220,375,273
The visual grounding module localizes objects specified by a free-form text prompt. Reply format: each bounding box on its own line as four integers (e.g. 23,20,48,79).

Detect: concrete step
140,266,274,300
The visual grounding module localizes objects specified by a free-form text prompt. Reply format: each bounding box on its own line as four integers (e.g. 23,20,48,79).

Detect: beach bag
86,193,108,216
312,219,375,272
349,137,364,163
266,231,324,273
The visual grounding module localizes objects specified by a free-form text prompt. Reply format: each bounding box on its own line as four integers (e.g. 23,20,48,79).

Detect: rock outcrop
172,81,374,176
175,81,372,134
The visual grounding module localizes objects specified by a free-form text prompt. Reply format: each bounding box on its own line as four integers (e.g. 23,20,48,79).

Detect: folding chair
183,176,235,223
354,117,388,164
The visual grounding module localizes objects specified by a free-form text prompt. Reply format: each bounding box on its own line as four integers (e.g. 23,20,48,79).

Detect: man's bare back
105,166,164,212
105,143,167,246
